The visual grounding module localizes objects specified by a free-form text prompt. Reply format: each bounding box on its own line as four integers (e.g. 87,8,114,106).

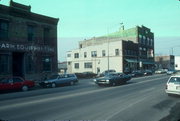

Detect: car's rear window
168,77,180,83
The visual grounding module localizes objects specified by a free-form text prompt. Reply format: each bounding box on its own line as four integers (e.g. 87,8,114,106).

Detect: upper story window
84,52,87,58
43,28,50,44
91,51,97,57
74,53,79,58
115,49,119,56
0,20,9,41
67,54,71,57
27,25,35,42
102,50,106,57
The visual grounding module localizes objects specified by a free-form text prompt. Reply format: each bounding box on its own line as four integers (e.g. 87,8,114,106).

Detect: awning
125,59,138,63
140,59,155,65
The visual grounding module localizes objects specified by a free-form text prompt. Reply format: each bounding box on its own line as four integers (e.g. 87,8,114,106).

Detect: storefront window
0,54,9,74
25,55,34,73
43,57,52,72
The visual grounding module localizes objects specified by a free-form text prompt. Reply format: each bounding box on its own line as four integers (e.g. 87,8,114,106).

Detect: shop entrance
12,52,24,77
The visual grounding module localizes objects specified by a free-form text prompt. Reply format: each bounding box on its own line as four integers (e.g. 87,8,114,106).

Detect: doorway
12,52,24,77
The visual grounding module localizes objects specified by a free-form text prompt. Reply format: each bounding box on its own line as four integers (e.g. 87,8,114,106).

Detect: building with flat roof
155,55,175,70
0,0,59,80
67,25,154,74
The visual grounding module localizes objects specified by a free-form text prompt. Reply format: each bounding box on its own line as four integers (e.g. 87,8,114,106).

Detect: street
0,74,179,121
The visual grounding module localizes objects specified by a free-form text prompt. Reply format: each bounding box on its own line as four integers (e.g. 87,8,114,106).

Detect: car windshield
169,77,180,83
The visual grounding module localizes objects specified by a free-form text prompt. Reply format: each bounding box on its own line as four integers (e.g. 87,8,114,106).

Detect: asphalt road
0,74,179,121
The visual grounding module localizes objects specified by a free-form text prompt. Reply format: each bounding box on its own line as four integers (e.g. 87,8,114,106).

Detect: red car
0,77,35,92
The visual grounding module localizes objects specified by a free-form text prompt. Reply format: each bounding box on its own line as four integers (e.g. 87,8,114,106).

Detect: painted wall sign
0,42,55,53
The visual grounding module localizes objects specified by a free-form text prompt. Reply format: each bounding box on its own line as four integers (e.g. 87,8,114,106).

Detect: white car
166,75,180,95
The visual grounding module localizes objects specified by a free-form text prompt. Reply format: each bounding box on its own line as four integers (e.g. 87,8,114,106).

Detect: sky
1,0,180,61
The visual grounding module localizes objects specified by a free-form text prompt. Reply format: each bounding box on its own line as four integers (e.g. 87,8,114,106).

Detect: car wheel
51,83,56,88
22,85,29,91
112,82,116,86
70,81,75,86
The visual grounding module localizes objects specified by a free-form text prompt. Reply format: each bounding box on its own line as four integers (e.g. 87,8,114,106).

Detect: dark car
130,70,144,77
143,70,153,76
98,69,116,77
82,72,97,78
94,72,131,86
0,77,35,92
39,74,78,88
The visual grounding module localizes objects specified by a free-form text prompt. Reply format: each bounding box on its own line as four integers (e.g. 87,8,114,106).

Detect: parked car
39,74,78,88
82,72,97,78
155,69,166,74
166,70,176,75
0,77,35,92
165,75,180,96
130,70,144,77
94,72,131,86
143,70,153,76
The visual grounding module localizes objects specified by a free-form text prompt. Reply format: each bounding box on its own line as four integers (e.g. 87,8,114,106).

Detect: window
13,78,23,83
43,57,52,72
27,25,35,41
169,77,180,83
74,53,79,58
0,20,9,40
84,52,87,58
25,55,34,73
67,54,71,57
0,54,9,74
91,51,97,57
43,28,50,44
115,49,119,56
84,62,92,68
102,50,106,56
68,62,71,65
74,63,79,69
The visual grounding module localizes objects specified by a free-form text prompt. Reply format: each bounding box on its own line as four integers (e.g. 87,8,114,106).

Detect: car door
57,75,67,84
12,77,24,90
0,78,13,91
168,77,180,92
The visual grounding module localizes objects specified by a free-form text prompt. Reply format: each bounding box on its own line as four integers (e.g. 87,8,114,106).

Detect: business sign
0,42,55,53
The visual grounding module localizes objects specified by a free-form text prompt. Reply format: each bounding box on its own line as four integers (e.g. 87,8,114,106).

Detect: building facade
79,25,155,70
67,25,154,74
155,55,175,70
67,40,139,74
175,56,180,70
0,1,59,80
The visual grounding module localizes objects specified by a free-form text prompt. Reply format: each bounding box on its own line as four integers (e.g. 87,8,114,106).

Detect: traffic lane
0,78,97,101
0,75,174,120
109,83,180,121
0,74,168,101
0,74,167,102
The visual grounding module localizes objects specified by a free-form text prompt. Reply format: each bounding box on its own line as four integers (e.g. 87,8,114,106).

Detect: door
12,52,24,77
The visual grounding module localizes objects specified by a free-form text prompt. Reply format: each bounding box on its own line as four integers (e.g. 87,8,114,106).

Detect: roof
101,27,138,38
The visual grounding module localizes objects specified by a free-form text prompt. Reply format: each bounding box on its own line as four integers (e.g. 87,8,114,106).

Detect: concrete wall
67,41,123,74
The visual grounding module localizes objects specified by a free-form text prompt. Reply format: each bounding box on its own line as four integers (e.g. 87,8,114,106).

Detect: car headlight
44,81,49,83
106,79,110,83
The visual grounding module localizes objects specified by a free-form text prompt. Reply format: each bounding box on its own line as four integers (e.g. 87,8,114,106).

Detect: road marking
0,76,169,111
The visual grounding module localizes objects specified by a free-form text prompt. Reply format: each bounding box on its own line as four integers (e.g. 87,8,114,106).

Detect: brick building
0,0,59,80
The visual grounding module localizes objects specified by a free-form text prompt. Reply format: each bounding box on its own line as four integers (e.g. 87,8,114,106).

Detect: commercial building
175,56,180,70
0,0,59,80
67,25,154,74
155,55,175,70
